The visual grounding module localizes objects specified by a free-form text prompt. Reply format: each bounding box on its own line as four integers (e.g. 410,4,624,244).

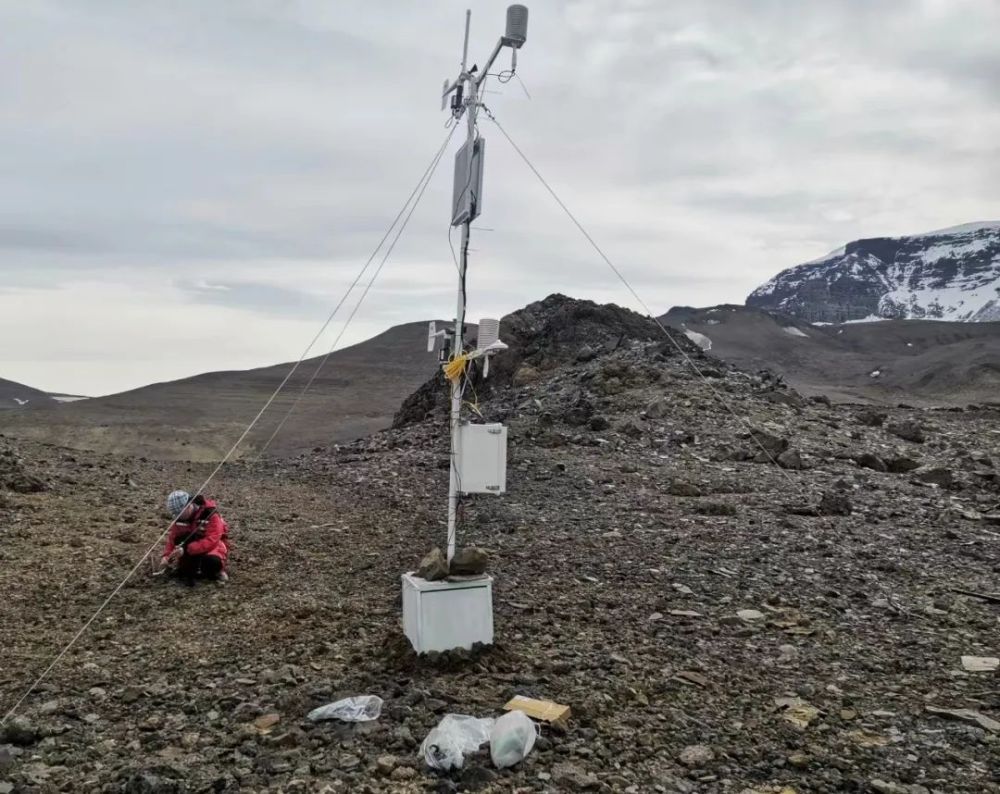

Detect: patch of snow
918,238,990,263
811,321,833,326
840,315,888,324
906,342,913,347
51,395,89,403
13,397,29,405
684,329,712,351
878,275,999,321
782,326,808,338
974,298,1000,322
869,369,881,378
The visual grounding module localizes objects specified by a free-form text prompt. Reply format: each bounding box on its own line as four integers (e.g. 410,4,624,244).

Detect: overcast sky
1,0,997,396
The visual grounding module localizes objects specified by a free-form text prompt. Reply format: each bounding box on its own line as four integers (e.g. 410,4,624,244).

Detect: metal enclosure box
457,423,507,493
451,137,486,226
402,573,494,653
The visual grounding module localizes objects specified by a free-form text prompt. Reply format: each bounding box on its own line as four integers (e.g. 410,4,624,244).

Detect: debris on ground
960,655,999,672
503,695,570,726
489,709,537,769
924,706,1000,733
420,714,495,771
306,695,383,723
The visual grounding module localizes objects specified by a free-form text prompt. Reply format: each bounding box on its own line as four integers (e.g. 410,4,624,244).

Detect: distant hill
747,222,1000,323
0,322,446,460
660,305,1000,406
0,378,57,410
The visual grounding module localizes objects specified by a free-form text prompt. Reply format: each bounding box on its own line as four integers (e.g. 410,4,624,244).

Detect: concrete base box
401,573,494,653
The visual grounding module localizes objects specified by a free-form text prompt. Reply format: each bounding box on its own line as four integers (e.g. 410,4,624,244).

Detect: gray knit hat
166,490,191,518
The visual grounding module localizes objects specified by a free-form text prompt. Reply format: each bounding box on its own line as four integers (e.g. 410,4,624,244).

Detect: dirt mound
395,293,704,428
381,631,510,675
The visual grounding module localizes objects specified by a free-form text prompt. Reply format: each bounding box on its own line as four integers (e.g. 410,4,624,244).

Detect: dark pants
176,553,223,585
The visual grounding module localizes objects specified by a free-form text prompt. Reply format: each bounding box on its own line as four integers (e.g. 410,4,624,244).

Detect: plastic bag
490,710,537,768
307,695,383,723
421,714,496,771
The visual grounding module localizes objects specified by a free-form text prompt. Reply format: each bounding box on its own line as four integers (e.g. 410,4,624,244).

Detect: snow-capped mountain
747,222,1000,323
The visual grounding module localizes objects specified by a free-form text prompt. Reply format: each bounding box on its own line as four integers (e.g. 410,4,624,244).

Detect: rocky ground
1,296,999,793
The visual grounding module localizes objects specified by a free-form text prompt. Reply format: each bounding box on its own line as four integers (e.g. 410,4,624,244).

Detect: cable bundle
443,353,471,384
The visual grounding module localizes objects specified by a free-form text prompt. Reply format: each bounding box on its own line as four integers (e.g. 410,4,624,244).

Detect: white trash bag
421,714,496,771
307,695,383,723
490,710,538,768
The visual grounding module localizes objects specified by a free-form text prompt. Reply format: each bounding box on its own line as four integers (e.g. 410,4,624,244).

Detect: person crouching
160,490,230,585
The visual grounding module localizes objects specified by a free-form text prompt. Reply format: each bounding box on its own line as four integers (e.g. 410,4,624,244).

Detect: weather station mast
401,6,529,654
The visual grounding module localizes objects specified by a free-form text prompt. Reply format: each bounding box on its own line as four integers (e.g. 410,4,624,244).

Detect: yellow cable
445,354,483,417
443,353,470,384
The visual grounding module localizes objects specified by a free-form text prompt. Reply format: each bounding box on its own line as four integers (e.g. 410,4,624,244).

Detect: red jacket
164,498,229,567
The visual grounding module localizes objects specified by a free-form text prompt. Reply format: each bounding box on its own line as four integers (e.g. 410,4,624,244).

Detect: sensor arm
443,34,504,107
442,6,528,112
475,38,506,88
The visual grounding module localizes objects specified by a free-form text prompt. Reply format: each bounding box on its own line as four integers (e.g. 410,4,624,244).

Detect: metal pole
460,10,471,73
447,16,479,565
446,221,467,564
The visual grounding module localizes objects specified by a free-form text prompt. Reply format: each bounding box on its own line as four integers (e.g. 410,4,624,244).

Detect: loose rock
678,744,715,767
416,547,449,581
887,420,925,443
449,546,488,576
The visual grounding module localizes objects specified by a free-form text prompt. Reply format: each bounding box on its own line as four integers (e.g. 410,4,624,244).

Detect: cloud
0,0,997,395
0,224,106,254
177,279,334,317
